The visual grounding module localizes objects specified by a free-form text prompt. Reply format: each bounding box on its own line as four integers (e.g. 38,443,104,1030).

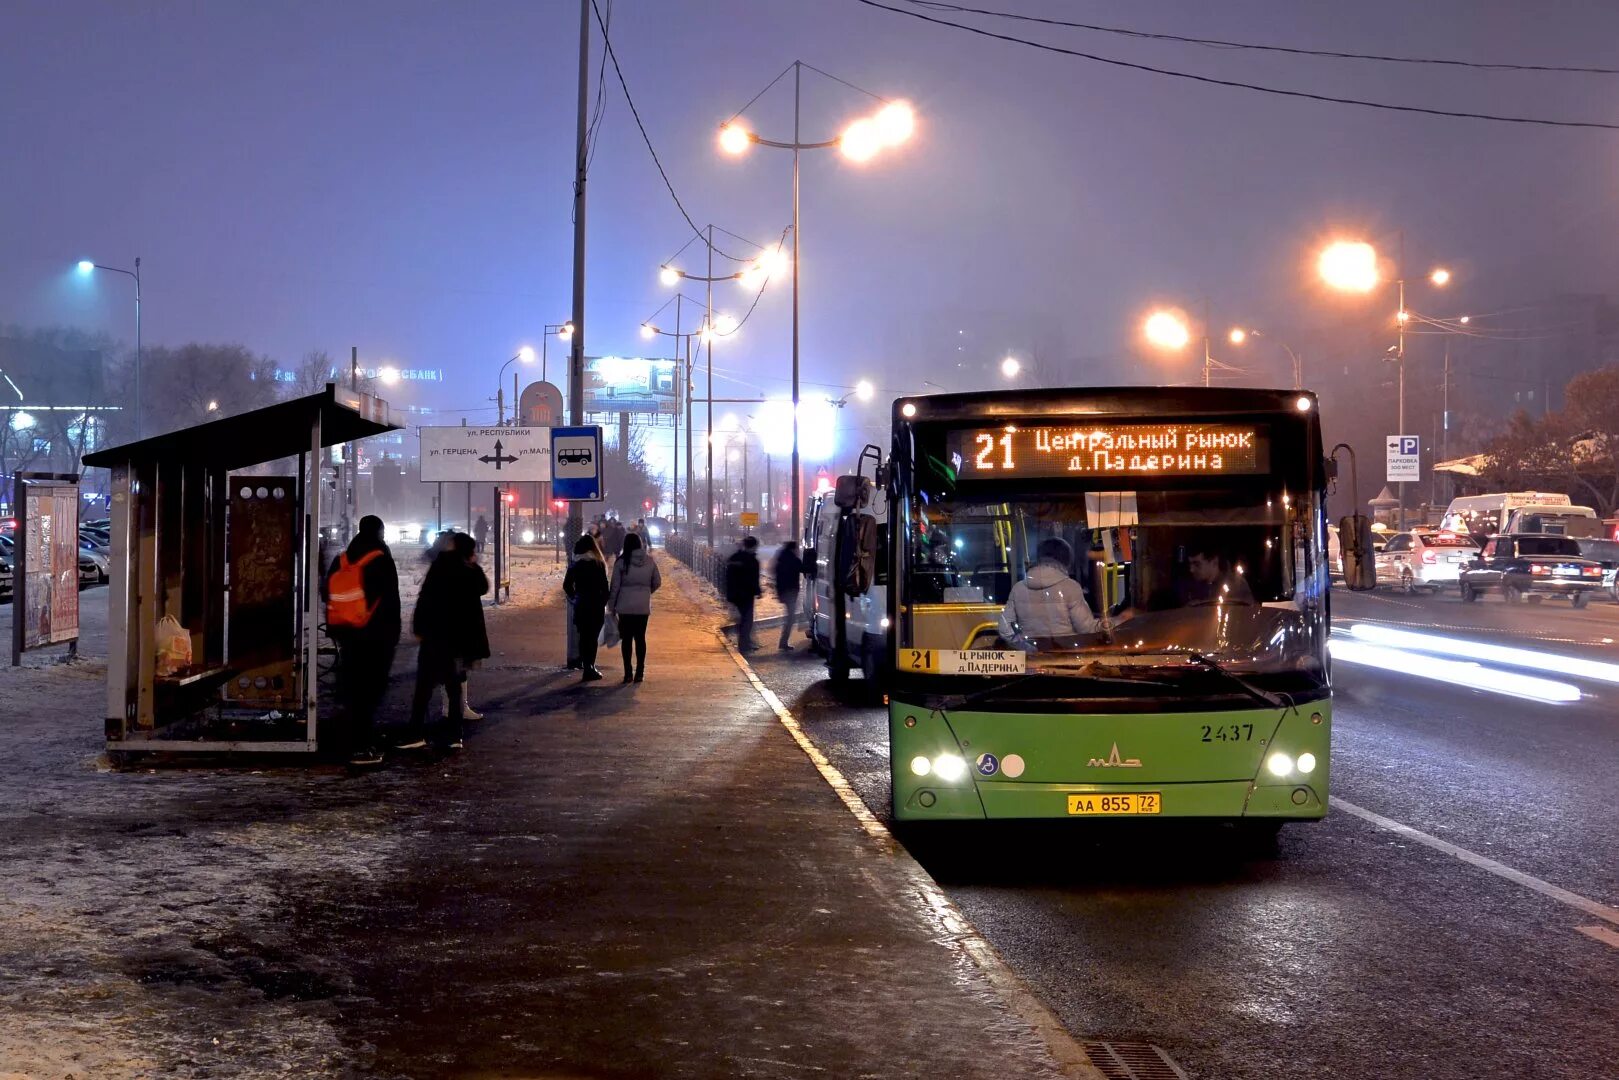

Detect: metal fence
664,534,727,596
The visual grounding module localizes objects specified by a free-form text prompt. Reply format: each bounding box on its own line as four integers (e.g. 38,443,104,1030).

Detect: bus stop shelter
82,384,397,754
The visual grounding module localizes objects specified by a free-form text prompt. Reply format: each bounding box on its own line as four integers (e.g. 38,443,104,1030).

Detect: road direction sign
739,511,759,527
1387,434,1420,482
551,425,603,502
420,426,552,483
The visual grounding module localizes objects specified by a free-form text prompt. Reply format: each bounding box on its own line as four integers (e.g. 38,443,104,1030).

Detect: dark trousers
576,608,605,671
735,597,756,650
778,589,799,648
409,645,463,742
618,613,649,675
336,633,395,749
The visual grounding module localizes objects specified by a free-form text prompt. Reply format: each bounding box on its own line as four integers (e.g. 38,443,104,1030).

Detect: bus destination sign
948,423,1267,478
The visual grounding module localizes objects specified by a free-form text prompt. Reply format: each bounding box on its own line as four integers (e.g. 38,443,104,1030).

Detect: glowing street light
517,346,537,364
718,60,915,538
1228,327,1248,345
659,266,681,287
855,379,875,402
640,323,656,340
1228,326,1303,389
75,255,142,436
1318,240,1379,293
1430,267,1452,287
76,260,94,274
1000,356,1021,379
719,122,752,155
1144,310,1192,350
206,400,219,412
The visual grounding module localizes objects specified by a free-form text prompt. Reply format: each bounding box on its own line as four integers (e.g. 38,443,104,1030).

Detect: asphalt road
743,585,1619,1080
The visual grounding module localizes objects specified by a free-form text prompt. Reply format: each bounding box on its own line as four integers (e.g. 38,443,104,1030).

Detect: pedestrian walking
633,517,651,547
772,540,804,651
725,535,763,651
609,532,662,682
564,534,610,682
404,532,490,750
603,517,626,562
323,515,400,766
472,514,490,554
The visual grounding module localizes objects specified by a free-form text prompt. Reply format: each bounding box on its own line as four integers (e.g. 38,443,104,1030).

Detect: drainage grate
1083,1042,1190,1080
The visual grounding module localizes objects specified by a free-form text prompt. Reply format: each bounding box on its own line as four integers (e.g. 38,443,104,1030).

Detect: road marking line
722,639,1104,1079
1333,797,1619,929
1576,925,1619,950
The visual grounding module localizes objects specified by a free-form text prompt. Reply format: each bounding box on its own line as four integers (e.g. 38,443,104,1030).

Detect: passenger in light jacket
609,532,662,683
997,537,1105,650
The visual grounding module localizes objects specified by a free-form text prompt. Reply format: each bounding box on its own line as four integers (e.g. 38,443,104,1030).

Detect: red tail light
1586,567,1602,577
1531,565,1550,576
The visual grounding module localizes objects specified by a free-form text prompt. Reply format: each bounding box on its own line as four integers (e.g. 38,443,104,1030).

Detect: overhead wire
854,0,1619,131
584,0,612,173
589,0,754,259
906,0,1619,76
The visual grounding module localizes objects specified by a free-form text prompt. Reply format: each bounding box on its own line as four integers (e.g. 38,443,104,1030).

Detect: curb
720,636,1105,1080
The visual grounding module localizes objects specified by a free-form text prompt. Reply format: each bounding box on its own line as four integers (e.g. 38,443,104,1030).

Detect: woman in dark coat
405,532,490,749
563,534,611,682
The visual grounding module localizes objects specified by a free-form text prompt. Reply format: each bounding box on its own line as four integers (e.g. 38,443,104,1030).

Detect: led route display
946,423,1268,478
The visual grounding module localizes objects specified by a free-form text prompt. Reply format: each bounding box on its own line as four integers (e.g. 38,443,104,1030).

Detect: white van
802,479,889,683
1442,492,1574,537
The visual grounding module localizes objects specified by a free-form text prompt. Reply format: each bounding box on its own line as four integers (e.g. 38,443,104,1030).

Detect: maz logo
1087,743,1142,768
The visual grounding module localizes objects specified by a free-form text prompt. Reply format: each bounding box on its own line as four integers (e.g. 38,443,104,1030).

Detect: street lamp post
497,347,537,425
76,258,141,439
1228,327,1303,389
541,322,574,386
642,295,708,539
718,62,914,540
1317,238,1451,530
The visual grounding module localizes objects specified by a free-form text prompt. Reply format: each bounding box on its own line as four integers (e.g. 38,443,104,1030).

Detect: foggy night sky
5,0,1619,444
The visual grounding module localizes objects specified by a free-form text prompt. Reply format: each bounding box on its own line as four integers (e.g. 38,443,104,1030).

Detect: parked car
1574,537,1619,602
1,550,12,600
1375,530,1480,593
79,543,109,585
1458,534,1604,606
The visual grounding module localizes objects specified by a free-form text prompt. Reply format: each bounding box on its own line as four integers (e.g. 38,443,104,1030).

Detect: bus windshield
902,485,1327,685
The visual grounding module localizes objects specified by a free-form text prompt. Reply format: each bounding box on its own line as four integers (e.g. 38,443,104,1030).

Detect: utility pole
706,225,715,548
563,0,590,669
790,63,802,542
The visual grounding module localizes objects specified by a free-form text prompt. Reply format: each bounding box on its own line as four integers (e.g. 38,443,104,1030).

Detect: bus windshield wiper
1186,652,1288,710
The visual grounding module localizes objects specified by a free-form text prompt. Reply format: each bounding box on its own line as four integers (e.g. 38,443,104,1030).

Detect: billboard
583,357,679,415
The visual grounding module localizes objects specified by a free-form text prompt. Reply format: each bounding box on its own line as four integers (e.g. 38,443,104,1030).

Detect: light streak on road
1347,623,1619,686
1330,639,1581,704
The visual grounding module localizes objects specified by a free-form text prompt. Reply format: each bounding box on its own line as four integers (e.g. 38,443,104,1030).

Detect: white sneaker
461,705,484,720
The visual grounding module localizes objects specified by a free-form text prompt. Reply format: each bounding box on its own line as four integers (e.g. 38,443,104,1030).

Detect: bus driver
997,537,1108,650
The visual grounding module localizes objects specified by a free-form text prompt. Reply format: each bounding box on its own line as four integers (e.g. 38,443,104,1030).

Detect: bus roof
892,386,1315,425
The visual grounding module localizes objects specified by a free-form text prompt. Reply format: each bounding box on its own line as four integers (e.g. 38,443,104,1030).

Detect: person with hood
603,516,627,562
996,536,1106,651
472,514,490,553
324,515,401,765
772,541,804,650
563,534,611,682
725,535,763,651
609,532,662,682
404,532,490,749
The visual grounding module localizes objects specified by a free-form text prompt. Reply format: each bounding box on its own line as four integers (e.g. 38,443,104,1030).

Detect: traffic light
643,500,653,511
502,490,517,506
552,499,566,512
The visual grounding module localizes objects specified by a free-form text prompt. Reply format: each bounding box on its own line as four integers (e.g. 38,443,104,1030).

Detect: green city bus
876,387,1331,829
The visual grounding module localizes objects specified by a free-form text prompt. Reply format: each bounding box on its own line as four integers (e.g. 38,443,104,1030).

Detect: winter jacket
609,549,662,616
726,549,762,606
603,521,626,558
772,548,804,597
564,555,611,618
412,552,491,663
996,560,1102,646
325,534,401,646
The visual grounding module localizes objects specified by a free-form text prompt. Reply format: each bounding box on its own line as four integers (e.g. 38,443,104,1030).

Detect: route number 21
975,432,1014,470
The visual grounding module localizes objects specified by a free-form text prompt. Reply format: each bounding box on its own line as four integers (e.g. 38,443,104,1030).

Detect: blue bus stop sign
551,425,604,502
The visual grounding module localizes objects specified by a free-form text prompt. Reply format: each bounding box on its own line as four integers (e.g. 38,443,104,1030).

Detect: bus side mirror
1339,514,1377,591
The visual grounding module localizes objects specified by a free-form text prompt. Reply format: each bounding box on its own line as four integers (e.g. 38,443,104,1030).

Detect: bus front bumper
897,778,1326,821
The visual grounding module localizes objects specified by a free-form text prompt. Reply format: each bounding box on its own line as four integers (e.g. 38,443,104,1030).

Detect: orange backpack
327,549,383,629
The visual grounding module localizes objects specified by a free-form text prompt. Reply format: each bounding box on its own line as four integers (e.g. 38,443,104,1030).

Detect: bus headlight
932,753,968,782
1266,752,1294,777
910,755,932,777
1296,752,1316,774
